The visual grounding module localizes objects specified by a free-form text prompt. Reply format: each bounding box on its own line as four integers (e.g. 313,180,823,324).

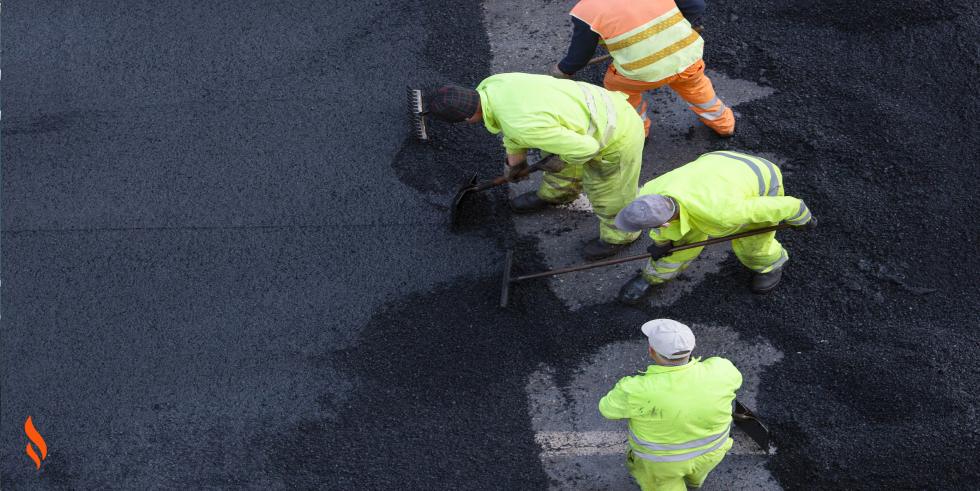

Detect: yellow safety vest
599,357,742,462
571,0,704,83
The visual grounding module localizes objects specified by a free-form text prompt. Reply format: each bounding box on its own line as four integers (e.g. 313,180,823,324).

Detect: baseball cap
426,85,481,123
641,319,695,359
614,194,676,233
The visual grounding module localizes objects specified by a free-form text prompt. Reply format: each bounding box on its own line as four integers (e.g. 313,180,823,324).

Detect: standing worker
546,0,735,139
601,319,742,491
613,151,817,305
426,73,646,259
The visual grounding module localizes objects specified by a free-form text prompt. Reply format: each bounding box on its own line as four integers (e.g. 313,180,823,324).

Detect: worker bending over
426,73,645,260
614,151,817,305
601,319,742,491
547,0,734,138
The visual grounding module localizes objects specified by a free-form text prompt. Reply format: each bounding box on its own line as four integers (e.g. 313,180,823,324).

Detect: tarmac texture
2,0,979,490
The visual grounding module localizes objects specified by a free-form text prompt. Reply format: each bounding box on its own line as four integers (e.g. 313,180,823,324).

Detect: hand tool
407,87,429,141
450,159,548,230
499,223,791,307
733,399,770,453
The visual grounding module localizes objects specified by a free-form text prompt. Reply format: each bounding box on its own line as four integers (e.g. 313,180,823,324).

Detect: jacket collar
641,356,701,374
477,90,501,134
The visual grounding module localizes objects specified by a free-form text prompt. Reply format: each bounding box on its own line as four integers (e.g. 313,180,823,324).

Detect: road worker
546,0,735,138
614,151,817,304
601,319,742,491
426,73,646,259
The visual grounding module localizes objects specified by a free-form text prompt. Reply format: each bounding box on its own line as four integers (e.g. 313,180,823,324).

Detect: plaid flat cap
427,85,480,123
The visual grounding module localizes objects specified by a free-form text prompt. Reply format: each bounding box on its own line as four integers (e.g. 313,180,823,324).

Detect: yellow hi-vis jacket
571,0,704,83
600,357,742,463
640,152,813,243
476,73,637,165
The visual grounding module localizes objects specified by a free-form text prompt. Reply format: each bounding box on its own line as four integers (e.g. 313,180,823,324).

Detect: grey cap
614,194,676,233
641,319,695,359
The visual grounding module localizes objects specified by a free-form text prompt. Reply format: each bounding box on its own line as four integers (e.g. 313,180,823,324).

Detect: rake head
407,87,429,141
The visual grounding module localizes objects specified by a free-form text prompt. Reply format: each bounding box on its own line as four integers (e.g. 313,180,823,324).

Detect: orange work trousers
603,59,735,137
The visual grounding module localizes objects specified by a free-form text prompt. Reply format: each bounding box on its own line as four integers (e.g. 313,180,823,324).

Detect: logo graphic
25,416,47,469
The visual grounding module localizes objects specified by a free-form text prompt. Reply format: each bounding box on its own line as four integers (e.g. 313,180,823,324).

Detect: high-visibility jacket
640,152,813,243
476,73,637,165
600,357,742,462
571,0,704,83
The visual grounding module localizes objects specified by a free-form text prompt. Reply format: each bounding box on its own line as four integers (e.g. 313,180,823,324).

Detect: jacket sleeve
558,17,601,75
509,125,601,165
599,379,632,420
723,197,813,226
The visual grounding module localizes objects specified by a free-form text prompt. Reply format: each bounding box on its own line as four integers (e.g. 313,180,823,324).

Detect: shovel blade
450,172,479,229
733,400,770,453
500,250,514,307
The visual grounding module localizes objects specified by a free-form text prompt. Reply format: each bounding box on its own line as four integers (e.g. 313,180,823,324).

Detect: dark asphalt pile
3,0,979,489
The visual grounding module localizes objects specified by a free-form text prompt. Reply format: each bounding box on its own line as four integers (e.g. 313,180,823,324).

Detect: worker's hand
536,154,568,174
791,216,818,232
504,156,529,183
545,62,572,79
646,241,673,261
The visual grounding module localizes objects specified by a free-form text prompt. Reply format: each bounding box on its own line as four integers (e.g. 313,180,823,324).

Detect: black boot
509,191,553,214
581,238,631,260
751,267,783,294
618,273,656,305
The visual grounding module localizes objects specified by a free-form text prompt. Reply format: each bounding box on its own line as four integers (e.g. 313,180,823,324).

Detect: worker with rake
614,151,817,304
545,0,735,139
426,73,646,260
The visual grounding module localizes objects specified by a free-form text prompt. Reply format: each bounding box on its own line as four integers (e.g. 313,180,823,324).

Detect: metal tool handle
509,223,792,283
471,163,545,193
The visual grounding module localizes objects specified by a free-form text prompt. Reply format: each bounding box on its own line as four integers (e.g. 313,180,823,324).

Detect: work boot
618,273,658,305
751,267,783,294
582,238,631,260
509,191,553,214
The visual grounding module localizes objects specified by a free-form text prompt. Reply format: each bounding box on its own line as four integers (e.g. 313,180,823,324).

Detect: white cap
641,319,695,359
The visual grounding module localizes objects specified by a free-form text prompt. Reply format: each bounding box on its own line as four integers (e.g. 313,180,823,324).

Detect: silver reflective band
688,95,719,110
697,103,727,121
655,259,693,269
576,82,618,149
628,426,730,463
543,175,580,194
711,152,781,197
598,88,619,148
751,250,788,272
787,201,811,224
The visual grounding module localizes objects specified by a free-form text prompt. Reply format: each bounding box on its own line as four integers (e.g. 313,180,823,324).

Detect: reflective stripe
628,427,730,463
576,82,618,150
543,175,580,193
597,88,618,148
640,112,649,122
577,83,599,138
600,221,621,231
635,102,646,114
697,105,727,121
644,265,682,280
594,211,618,220
711,152,780,197
650,228,663,236
786,201,811,224
629,426,729,452
688,96,719,110
604,11,686,52
750,250,788,273
621,30,701,71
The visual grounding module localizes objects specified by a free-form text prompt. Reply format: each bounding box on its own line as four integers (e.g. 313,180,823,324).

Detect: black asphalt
3,1,979,490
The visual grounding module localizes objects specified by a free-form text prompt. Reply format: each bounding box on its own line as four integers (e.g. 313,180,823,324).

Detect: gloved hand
791,216,818,232
536,154,568,173
546,62,572,79
647,241,674,261
504,159,529,183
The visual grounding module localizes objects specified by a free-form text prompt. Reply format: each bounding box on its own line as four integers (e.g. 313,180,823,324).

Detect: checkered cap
427,85,480,123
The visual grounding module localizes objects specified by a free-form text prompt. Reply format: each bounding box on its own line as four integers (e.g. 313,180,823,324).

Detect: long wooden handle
509,223,792,283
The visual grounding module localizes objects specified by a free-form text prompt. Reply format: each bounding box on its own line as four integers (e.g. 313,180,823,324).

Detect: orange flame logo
25,416,47,469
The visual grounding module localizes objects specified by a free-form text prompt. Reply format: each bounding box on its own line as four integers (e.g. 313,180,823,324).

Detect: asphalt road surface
3,0,979,490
